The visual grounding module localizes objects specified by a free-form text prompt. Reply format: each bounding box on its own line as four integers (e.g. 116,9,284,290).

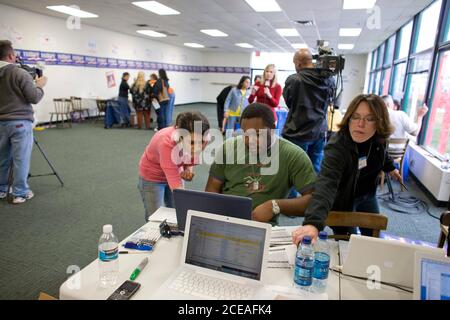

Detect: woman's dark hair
240,103,276,129
150,73,158,80
158,69,169,81
254,75,261,84
237,76,251,90
122,72,130,80
175,111,210,135
338,94,394,143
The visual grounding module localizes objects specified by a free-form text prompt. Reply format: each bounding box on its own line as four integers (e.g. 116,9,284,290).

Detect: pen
119,251,149,254
130,257,149,281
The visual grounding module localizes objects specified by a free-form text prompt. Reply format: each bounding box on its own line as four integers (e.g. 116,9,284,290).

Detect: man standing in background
282,49,336,173
0,40,47,204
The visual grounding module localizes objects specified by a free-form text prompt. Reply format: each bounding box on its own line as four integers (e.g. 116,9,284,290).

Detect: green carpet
0,103,444,300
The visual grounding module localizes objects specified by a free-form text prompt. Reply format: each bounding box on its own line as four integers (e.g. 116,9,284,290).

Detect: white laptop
152,210,272,300
413,251,450,300
341,235,443,289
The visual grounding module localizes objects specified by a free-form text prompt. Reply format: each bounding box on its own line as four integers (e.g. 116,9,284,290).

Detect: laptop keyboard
168,270,254,300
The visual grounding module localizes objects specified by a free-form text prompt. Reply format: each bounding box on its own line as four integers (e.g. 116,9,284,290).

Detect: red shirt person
248,64,282,121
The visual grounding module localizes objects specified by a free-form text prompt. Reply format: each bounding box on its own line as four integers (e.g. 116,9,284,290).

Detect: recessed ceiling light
132,1,180,15
291,43,308,49
236,43,254,48
339,28,362,37
343,0,376,10
201,29,228,37
338,43,355,50
46,5,98,18
244,0,282,12
184,43,205,48
276,28,299,37
137,30,167,37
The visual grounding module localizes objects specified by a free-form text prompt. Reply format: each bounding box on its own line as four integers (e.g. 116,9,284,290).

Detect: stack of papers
270,227,293,246
268,244,297,269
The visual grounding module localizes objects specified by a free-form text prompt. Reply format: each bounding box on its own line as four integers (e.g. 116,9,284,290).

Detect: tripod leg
33,138,64,187
386,173,395,202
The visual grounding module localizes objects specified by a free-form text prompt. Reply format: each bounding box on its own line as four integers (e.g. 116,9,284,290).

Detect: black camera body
313,42,345,76
15,56,43,79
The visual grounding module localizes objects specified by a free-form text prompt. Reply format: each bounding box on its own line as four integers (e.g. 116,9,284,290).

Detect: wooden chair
380,138,409,191
325,211,388,241
50,98,72,128
438,211,450,257
70,97,90,122
95,99,107,122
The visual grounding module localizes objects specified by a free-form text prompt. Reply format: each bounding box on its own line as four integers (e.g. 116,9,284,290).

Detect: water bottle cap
319,231,328,240
302,236,311,245
103,224,113,233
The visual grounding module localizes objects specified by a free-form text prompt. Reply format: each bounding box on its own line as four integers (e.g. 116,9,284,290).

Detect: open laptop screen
420,258,450,300
185,215,266,281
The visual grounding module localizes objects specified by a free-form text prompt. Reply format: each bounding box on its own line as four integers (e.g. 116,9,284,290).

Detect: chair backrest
388,138,409,163
53,98,72,113
96,99,107,113
440,211,450,256
325,211,388,240
70,97,83,111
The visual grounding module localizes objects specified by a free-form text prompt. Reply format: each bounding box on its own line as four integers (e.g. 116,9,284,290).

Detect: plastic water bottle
312,231,330,294
98,225,119,288
294,236,315,291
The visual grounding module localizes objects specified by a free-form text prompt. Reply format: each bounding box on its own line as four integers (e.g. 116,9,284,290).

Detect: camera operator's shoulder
284,73,300,85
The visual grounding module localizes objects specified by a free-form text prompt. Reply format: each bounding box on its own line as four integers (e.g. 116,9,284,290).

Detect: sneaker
12,190,34,204
0,191,6,199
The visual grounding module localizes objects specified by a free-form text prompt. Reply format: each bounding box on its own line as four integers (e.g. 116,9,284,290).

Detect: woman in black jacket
153,69,171,129
293,94,402,243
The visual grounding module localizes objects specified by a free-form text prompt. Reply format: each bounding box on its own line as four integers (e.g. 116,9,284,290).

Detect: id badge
358,157,367,170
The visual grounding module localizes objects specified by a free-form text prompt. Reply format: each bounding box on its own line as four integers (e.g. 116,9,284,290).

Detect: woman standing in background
222,76,251,137
248,64,282,122
118,72,131,127
153,69,171,129
168,86,176,126
131,72,151,130
146,73,158,131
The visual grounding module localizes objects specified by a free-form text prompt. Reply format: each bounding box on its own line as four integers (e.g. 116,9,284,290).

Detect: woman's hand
389,169,403,183
180,170,195,181
252,85,259,94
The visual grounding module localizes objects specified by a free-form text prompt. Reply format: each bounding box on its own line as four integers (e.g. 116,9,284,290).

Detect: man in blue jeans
282,49,336,173
0,40,47,204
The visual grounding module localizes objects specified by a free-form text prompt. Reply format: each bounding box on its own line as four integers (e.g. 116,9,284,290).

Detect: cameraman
0,40,47,204
282,49,335,173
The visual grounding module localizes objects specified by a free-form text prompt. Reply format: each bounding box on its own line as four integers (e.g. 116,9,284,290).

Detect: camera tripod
6,137,64,203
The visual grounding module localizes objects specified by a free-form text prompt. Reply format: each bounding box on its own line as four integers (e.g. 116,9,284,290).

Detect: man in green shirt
206,103,316,223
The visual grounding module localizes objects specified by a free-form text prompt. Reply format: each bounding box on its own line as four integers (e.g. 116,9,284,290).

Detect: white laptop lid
413,251,450,300
342,235,443,288
180,210,272,284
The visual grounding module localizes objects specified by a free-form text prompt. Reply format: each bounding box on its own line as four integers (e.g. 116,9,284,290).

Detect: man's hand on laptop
252,201,274,222
180,170,195,181
292,225,319,246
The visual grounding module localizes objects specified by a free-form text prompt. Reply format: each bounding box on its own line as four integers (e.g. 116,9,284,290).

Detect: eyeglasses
350,114,377,123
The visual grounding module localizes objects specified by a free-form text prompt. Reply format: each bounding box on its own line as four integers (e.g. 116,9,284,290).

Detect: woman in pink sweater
138,112,210,221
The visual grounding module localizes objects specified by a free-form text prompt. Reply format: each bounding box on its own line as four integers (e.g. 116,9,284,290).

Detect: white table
59,207,340,300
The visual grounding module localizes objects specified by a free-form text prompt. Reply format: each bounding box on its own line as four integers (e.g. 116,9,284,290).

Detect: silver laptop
342,235,443,288
413,251,450,300
152,210,271,300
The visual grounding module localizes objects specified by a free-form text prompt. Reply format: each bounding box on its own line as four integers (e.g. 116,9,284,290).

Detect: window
384,35,396,65
444,5,450,42
391,63,407,101
403,73,429,119
371,50,378,70
396,21,413,60
381,68,392,96
373,71,382,95
377,43,385,69
413,0,443,53
424,50,450,155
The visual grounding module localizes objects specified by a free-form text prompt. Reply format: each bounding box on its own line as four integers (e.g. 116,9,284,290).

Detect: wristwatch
272,200,280,216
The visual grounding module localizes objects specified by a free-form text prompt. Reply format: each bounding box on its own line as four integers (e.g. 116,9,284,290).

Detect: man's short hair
0,40,14,60
240,103,276,129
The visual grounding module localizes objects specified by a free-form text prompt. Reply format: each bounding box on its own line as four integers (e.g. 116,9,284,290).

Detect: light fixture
236,43,254,48
200,29,228,37
276,28,299,37
291,43,308,49
46,5,98,18
184,43,205,48
343,0,376,10
338,43,355,50
137,30,167,37
244,0,282,12
339,28,362,37
132,1,180,15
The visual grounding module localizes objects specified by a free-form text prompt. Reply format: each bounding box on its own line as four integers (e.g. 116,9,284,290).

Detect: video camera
312,40,345,76
15,56,44,79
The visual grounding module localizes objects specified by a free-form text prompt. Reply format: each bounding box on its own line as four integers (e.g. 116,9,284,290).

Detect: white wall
0,4,252,123
340,54,368,110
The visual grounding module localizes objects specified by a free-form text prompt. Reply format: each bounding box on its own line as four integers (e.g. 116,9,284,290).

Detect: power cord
330,267,413,293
